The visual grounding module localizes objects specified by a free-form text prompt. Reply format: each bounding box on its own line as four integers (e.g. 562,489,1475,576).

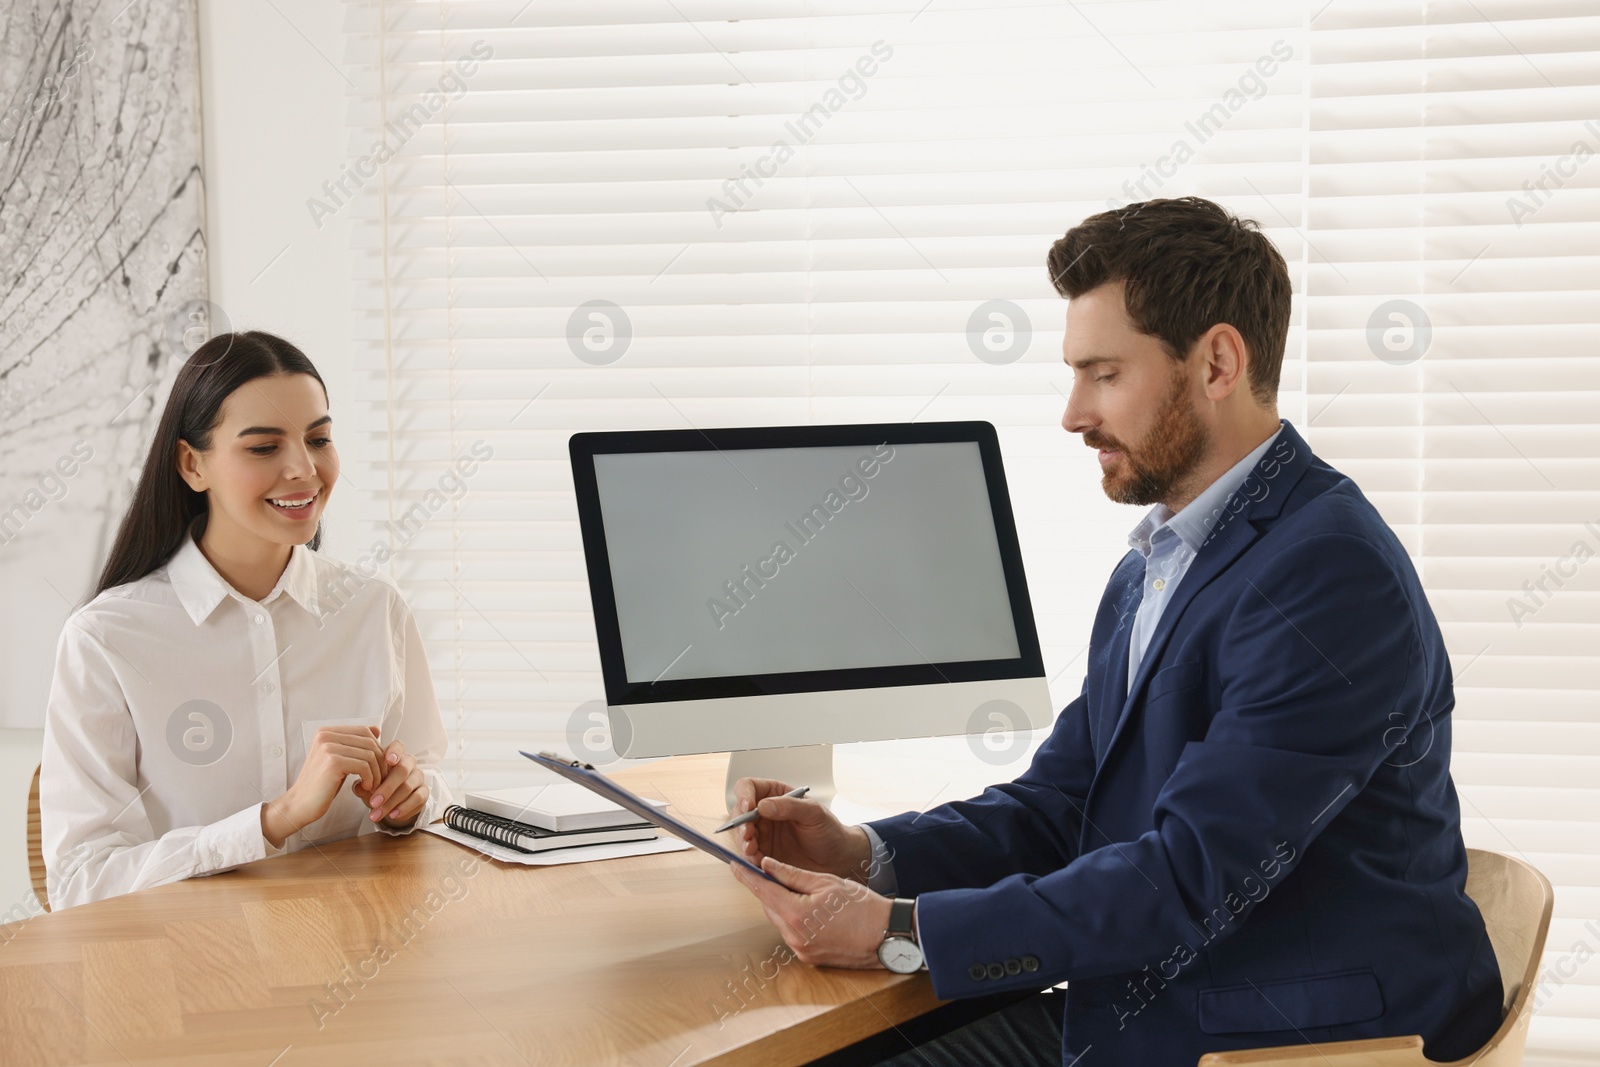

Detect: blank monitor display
589,441,1021,684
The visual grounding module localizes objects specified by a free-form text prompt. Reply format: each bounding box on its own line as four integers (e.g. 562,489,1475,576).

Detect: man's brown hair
1047,197,1291,406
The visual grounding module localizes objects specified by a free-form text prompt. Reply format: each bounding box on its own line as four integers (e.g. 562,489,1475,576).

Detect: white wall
196,0,380,565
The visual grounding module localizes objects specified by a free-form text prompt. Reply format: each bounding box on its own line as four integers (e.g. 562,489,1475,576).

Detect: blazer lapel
1091,558,1144,764
1096,420,1317,764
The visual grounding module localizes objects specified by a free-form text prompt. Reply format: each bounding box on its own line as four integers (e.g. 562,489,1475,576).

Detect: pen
714,786,810,833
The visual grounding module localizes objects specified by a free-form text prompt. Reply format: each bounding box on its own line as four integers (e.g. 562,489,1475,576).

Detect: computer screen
591,440,1021,684
570,421,1046,728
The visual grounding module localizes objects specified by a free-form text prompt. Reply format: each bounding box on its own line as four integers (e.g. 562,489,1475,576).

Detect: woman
40,331,452,909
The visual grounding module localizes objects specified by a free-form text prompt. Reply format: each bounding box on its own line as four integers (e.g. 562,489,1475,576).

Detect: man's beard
1085,366,1209,507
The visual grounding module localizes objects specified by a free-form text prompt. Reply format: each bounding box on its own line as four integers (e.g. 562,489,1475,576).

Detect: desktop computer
568,420,1053,810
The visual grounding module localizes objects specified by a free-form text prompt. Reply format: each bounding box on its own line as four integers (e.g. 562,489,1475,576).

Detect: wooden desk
0,754,948,1066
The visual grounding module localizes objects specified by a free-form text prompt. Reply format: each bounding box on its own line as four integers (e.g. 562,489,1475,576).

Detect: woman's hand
260,724,387,848
351,738,429,829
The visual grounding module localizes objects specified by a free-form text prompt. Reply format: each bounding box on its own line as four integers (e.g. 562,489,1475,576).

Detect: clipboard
520,750,778,883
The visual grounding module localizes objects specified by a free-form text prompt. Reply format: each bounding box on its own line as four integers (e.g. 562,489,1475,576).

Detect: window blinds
1304,0,1600,1054
342,1,1596,1054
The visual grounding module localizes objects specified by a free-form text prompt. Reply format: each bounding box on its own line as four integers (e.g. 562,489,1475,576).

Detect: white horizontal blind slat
1306,0,1600,1048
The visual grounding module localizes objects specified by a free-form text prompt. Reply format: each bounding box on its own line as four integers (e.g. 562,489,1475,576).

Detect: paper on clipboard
520,750,779,883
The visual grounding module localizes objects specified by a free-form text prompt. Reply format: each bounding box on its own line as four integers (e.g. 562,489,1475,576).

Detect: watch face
878,936,924,974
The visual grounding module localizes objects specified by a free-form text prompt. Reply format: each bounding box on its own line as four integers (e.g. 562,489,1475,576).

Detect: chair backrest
1196,850,1555,1067
1462,847,1554,1064
27,762,48,913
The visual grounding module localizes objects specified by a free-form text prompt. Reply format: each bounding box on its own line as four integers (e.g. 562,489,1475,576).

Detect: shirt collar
166,516,321,625
1127,423,1286,557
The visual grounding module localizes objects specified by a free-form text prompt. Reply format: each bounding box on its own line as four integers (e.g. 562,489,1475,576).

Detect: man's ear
175,439,207,492
1200,324,1251,403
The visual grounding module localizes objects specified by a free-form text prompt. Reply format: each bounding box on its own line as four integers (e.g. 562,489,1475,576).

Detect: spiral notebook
441,804,658,854
425,821,692,866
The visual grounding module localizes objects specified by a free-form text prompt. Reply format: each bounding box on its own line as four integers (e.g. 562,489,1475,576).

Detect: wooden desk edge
610,753,952,1066
717,976,949,1067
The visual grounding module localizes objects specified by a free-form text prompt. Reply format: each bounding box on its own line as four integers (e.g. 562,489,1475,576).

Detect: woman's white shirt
40,530,453,909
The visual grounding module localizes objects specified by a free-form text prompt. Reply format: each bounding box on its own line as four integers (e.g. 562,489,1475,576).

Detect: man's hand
731,776,875,883
730,855,893,968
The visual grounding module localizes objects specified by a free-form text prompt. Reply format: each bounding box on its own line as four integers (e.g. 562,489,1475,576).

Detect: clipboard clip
537,750,595,771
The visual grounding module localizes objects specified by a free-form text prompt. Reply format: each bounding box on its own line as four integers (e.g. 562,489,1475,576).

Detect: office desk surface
0,753,944,1066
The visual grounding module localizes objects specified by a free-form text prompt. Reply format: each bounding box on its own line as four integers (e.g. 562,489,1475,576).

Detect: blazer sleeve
911,532,1424,998
864,673,1097,894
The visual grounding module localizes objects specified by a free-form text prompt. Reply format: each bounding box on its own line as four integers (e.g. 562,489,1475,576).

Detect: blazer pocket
1198,969,1385,1035
1147,658,1204,700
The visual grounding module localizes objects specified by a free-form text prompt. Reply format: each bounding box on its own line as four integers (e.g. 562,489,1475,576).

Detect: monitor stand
724,744,890,826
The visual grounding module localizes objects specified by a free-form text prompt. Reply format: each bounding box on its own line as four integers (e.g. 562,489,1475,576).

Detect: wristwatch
876,897,925,974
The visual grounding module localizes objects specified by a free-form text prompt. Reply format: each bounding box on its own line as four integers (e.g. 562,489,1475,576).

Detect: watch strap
886,897,916,940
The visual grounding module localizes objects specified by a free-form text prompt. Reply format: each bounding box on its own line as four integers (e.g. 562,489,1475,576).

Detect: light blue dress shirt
861,425,1286,898
1123,425,1284,694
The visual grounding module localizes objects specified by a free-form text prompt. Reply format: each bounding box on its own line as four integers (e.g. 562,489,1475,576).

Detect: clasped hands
261,724,428,848
726,776,896,970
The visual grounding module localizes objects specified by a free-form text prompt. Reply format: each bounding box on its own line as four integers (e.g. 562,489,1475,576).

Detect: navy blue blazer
868,419,1503,1065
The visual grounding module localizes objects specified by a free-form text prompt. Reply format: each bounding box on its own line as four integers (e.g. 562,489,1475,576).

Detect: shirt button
1152,578,1166,591
254,614,264,624
263,683,274,693
269,745,283,758
211,851,223,865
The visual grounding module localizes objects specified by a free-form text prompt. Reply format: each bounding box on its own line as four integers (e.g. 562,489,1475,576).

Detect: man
728,197,1505,1065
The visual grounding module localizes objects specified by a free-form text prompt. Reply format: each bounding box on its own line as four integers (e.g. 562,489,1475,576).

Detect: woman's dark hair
94,331,328,597
1047,196,1291,406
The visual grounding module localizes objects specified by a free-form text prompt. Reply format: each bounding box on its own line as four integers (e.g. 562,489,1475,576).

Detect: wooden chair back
27,762,49,912
1197,848,1554,1066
